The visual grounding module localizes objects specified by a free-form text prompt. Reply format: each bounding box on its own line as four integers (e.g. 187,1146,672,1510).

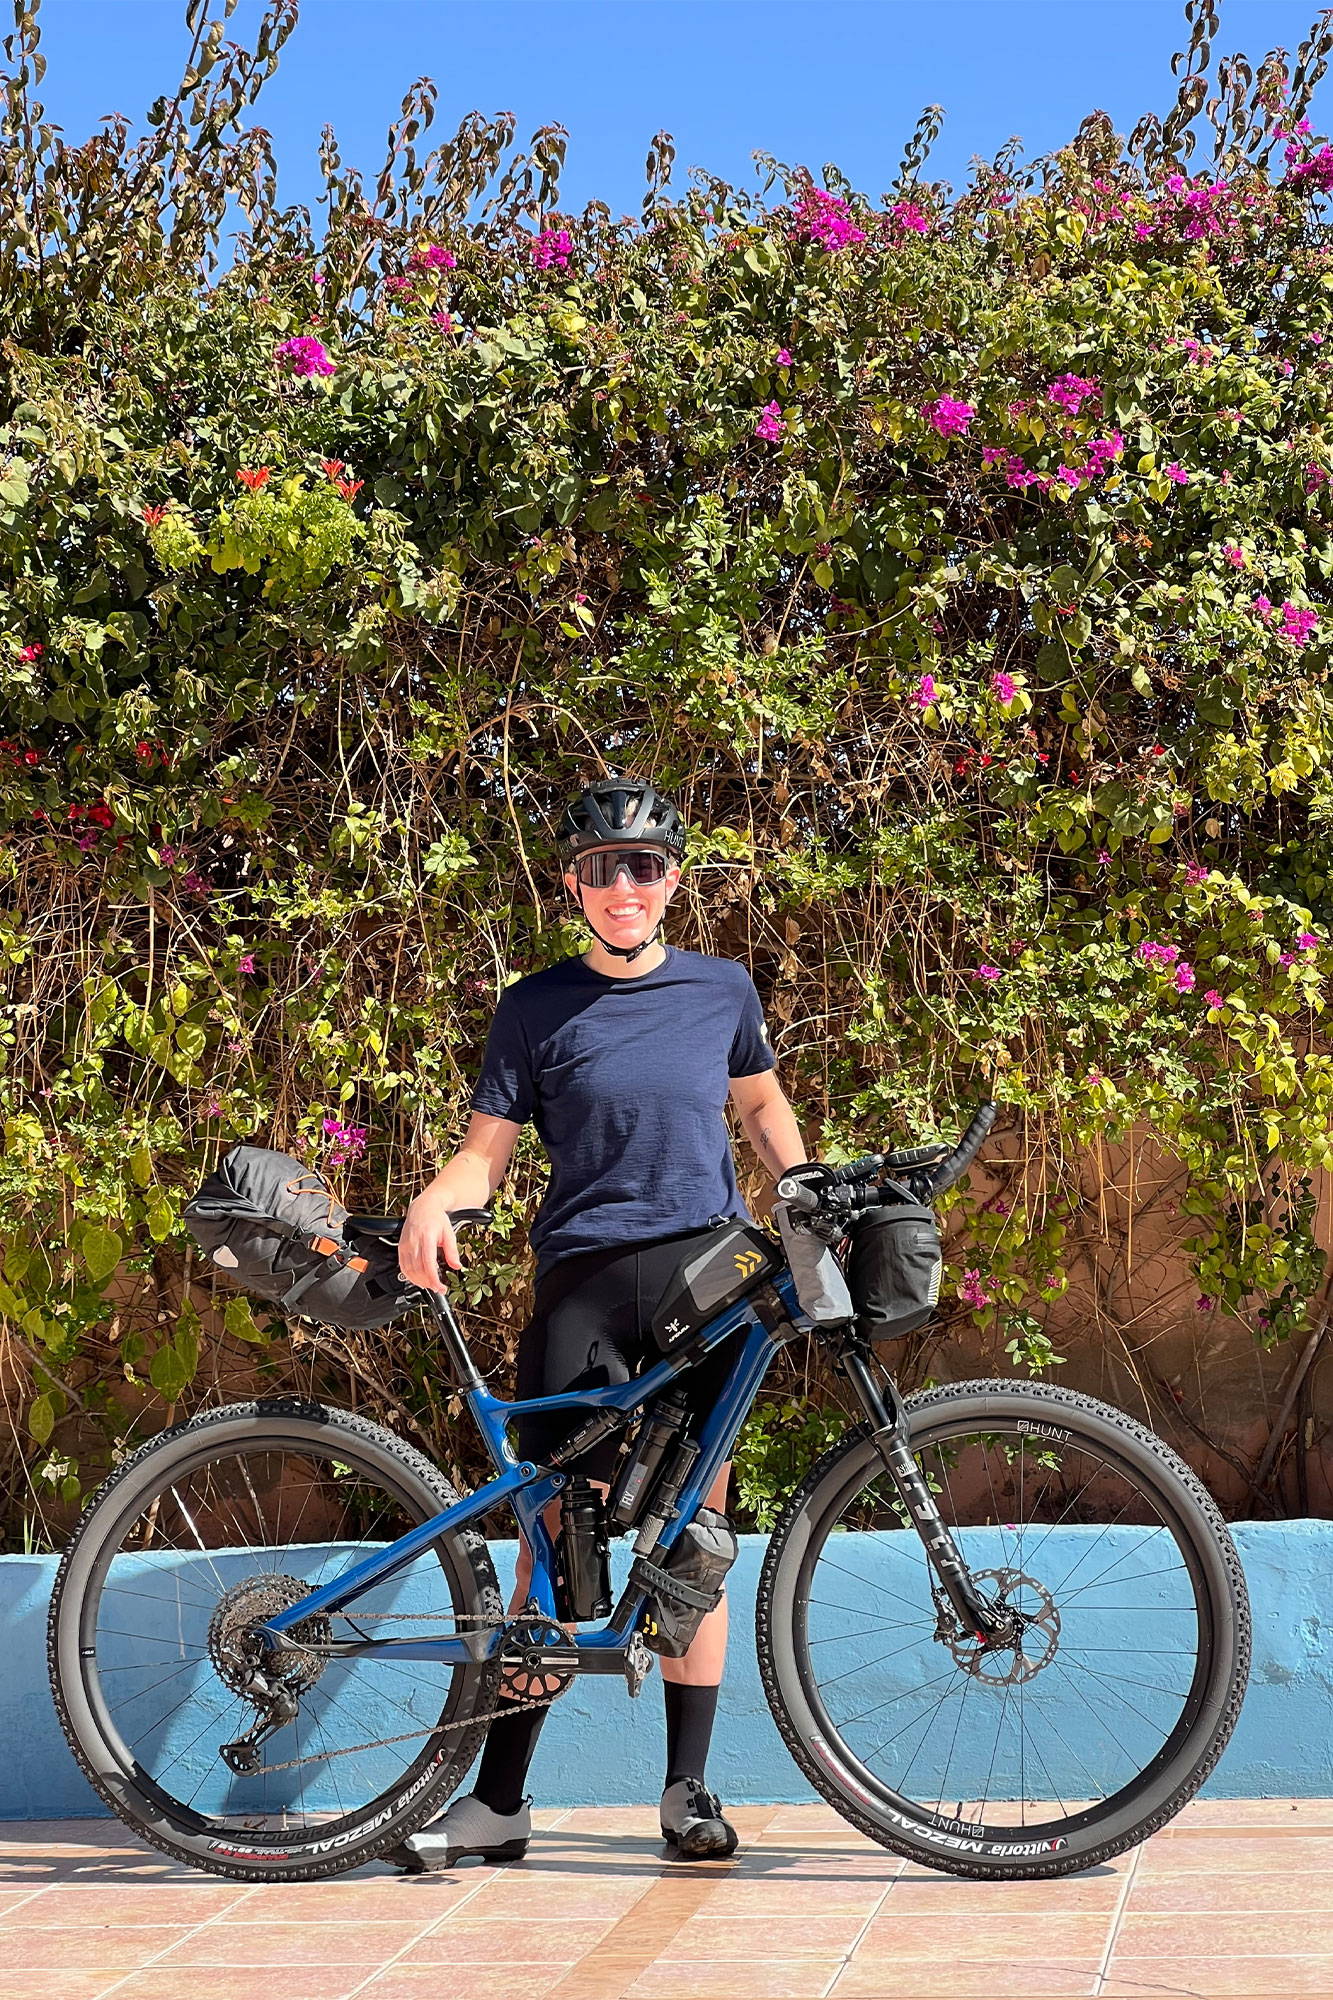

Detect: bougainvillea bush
3,0,1333,1541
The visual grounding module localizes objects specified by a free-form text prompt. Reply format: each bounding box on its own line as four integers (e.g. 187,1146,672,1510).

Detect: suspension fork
837,1345,1007,1641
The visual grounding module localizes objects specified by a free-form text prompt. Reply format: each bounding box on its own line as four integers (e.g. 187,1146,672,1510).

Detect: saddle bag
844,1189,944,1341
182,1144,421,1330
648,1219,783,1356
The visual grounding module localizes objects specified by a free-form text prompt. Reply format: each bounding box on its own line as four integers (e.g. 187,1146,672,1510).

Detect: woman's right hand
398,1193,464,1290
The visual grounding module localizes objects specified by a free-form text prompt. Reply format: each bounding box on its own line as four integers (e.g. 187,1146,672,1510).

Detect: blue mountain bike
49,1104,1249,1882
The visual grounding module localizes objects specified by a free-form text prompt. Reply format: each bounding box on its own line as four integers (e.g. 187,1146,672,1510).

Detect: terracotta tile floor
2,1799,1332,1999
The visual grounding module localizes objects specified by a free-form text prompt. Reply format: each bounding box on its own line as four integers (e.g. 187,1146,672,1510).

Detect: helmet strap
575,882,664,963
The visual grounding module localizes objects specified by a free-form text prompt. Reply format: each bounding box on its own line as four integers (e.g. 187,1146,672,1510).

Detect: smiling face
563,845,681,952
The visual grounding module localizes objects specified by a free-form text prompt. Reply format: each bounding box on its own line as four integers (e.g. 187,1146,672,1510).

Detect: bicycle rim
783,1395,1233,1854
61,1422,488,1850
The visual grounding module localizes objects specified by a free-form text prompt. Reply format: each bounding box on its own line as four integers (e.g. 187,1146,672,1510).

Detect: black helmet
559,776,687,862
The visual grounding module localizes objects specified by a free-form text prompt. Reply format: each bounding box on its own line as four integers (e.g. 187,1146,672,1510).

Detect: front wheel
757,1378,1250,1879
49,1399,503,1881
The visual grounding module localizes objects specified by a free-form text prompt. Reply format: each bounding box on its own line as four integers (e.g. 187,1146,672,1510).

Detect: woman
392,776,808,1869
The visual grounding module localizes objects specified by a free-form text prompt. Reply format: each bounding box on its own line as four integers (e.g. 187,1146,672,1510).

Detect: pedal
624,1630,654,1698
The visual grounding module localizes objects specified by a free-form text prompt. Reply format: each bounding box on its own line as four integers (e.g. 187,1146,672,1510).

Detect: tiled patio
1,1799,1331,1998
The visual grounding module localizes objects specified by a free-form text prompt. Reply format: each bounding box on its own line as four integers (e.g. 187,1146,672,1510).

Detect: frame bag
648,1219,783,1356
182,1144,420,1330
844,1184,944,1341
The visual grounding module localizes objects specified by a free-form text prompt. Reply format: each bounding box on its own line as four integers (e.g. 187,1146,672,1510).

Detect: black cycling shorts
514,1224,743,1484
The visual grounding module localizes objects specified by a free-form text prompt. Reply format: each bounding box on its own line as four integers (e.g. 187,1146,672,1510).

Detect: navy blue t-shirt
469,945,777,1280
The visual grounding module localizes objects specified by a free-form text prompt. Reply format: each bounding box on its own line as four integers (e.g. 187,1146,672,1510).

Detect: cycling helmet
559,775,686,962
559,776,687,862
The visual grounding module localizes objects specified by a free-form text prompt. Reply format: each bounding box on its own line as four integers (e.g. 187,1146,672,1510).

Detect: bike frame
259,1253,1002,1667
258,1268,805,1667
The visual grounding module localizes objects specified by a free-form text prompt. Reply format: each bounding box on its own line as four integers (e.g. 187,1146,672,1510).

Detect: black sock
473,1700,552,1816
663,1680,720,1788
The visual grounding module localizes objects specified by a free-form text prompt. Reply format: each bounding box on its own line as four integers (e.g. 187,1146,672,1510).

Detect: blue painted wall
5,1521,1329,1820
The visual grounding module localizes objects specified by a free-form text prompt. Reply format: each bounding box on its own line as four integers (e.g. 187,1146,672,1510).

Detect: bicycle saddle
344,1208,493,1244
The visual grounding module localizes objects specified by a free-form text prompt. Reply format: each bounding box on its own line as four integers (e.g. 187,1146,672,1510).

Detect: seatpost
425,1289,486,1393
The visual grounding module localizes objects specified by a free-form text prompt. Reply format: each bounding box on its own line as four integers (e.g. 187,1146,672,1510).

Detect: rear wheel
49,1399,502,1881
757,1378,1249,1878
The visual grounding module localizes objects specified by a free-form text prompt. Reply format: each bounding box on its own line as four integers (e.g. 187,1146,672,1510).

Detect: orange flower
320,458,346,480
142,504,167,527
334,477,364,502
237,466,271,492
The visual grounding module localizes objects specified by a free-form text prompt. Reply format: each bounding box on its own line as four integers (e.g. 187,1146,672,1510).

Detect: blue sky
29,1,1332,221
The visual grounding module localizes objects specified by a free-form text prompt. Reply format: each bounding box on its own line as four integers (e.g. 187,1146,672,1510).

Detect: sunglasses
573,847,669,889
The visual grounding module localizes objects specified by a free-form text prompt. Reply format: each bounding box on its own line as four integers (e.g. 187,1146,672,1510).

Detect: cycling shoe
660,1777,739,1859
382,1792,531,1872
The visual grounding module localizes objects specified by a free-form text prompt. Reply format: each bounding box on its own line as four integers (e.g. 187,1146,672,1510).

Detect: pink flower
382,274,414,294
1253,595,1273,620
431,311,454,331
181,870,210,894
1287,145,1333,193
1279,951,1297,967
312,270,326,286
959,1268,996,1308
1195,1294,1216,1312
532,227,573,270
1305,464,1328,493
205,1099,222,1117
775,347,793,365
887,200,931,236
1047,373,1100,414
1222,544,1246,567
1096,848,1112,866
1298,931,1320,949
275,335,335,378
238,953,255,974
18,642,42,661
754,401,786,442
1139,940,1181,965
1204,988,1224,1007
914,674,936,709
1184,863,1209,885
980,444,1008,465
793,187,866,249
924,395,974,438
991,670,1017,703
322,1115,369,1166
1164,462,1189,485
1175,961,1196,992
157,845,177,866
971,964,1003,980
1280,601,1319,645
411,244,456,270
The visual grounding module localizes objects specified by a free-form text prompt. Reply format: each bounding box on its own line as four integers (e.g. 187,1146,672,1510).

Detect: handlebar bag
844,1197,943,1341
648,1220,783,1356
182,1143,420,1330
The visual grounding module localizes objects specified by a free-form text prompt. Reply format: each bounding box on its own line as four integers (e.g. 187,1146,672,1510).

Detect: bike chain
234,1614,652,1777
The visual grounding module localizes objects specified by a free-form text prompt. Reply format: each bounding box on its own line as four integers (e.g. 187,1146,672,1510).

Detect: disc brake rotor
942,1566,1061,1686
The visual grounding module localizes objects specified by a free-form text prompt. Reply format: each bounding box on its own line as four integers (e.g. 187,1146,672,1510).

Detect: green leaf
80,1224,122,1283
224,1295,270,1345
129,1144,153,1187
27,1393,55,1444
146,1189,175,1242
149,1344,190,1401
